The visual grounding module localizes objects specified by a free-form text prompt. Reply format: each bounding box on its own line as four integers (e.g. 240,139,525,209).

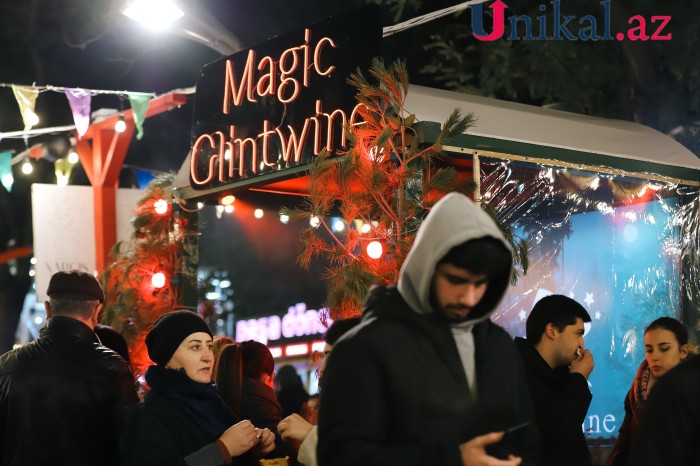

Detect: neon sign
235,302,332,345
190,6,381,189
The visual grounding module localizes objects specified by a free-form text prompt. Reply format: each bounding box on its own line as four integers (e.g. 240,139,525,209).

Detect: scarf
629,360,655,420
145,365,239,440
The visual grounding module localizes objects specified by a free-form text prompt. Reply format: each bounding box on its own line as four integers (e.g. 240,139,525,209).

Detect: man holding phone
318,193,538,466
515,294,594,466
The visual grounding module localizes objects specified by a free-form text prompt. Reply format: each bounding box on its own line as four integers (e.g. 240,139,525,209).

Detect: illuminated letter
313,37,336,77
261,119,277,168
257,56,277,97
223,51,257,113
349,103,366,128
276,119,312,164
302,29,311,87
278,47,300,103
190,133,220,185
324,108,348,151
233,135,259,176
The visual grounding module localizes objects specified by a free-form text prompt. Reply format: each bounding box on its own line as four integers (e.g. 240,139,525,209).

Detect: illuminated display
235,302,332,346
190,6,381,189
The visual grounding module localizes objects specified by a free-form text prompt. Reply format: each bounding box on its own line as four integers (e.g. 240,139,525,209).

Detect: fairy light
366,241,383,259
154,198,169,215
67,150,79,164
114,114,127,133
309,216,321,228
254,208,264,219
151,272,167,289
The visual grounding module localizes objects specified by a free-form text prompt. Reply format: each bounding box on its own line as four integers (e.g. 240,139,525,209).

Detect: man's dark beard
429,291,473,324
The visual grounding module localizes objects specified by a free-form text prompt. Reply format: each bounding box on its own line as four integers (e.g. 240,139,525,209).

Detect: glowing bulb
114,115,127,133
122,0,184,30
151,272,166,289
154,198,169,215
220,195,235,206
361,223,371,234
309,216,321,228
366,241,383,259
21,159,33,175
254,208,264,219
196,202,204,209
224,205,234,213
280,214,290,224
67,150,79,164
332,220,345,232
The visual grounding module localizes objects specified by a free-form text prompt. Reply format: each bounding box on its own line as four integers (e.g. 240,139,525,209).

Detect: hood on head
397,192,512,324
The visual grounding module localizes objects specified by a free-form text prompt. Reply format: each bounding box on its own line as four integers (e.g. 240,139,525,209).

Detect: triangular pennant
0,150,13,192
65,89,92,139
128,93,152,140
11,85,39,131
54,157,74,187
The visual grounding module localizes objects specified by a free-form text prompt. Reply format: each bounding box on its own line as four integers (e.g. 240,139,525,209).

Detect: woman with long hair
607,316,694,466
215,340,292,463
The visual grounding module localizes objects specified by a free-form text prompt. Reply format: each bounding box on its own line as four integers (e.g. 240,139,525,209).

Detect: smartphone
485,422,533,460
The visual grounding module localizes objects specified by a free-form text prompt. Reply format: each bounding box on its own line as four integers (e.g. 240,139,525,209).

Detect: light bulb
309,216,321,228
361,223,371,234
280,214,290,224
67,150,79,164
332,220,345,232
114,115,127,133
220,195,235,206
224,205,234,213
366,241,383,259
154,199,169,215
254,208,264,219
21,159,33,175
151,272,166,289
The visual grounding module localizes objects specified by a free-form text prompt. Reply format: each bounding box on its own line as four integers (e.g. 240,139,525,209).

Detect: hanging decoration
128,92,152,140
100,173,198,378
54,157,74,187
11,85,39,131
0,150,13,191
64,88,92,139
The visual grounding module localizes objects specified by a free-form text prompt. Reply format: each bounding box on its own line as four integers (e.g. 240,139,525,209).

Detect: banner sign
190,5,381,190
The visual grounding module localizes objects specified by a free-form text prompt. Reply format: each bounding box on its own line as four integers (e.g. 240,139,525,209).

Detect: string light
220,194,235,206
332,219,345,232
280,213,290,224
366,241,383,259
151,272,167,289
67,150,79,164
224,205,234,213
309,216,321,228
254,208,264,219
21,157,33,175
154,198,169,215
114,114,127,133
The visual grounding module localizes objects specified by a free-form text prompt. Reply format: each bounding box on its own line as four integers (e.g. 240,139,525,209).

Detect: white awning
405,85,700,171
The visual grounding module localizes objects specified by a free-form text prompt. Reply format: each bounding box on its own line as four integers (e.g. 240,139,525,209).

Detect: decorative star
584,292,594,308
595,311,601,320
518,309,527,321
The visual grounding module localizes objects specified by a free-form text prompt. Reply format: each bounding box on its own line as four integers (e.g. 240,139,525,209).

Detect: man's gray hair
49,298,100,320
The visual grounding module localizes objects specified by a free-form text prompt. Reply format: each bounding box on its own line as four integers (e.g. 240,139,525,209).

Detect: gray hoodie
396,192,513,395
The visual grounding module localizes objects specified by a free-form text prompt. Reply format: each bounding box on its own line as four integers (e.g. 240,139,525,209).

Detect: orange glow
285,343,309,357
220,195,235,206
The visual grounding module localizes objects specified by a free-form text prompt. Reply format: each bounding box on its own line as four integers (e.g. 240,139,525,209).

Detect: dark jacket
240,377,293,463
317,287,538,466
607,360,651,466
0,316,138,466
628,356,700,466
121,365,238,466
514,336,592,466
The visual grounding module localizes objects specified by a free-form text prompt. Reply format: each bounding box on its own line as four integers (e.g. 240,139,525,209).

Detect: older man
0,270,137,466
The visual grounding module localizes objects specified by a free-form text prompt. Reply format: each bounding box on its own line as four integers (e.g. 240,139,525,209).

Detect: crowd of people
0,192,698,466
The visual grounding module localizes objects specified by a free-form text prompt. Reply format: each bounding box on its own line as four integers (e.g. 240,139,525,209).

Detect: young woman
607,316,693,466
120,311,275,466
214,340,292,463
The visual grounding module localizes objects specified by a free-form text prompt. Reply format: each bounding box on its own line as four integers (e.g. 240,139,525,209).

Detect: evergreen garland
99,173,198,377
285,59,528,321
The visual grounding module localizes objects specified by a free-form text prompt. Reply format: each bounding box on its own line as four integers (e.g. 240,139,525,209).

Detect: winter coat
607,360,652,466
120,365,239,466
317,193,538,466
240,377,293,462
0,316,137,466
628,356,700,466
514,337,592,466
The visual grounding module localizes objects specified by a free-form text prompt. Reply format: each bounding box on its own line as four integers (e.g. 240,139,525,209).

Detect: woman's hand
219,420,258,457
460,432,522,466
256,428,275,456
278,413,313,442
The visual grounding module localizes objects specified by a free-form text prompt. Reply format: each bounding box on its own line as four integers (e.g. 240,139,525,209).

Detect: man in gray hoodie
317,192,537,466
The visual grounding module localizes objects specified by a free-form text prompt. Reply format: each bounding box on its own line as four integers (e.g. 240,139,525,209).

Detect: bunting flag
0,150,13,192
54,157,74,187
65,89,91,139
11,85,40,131
128,93,152,140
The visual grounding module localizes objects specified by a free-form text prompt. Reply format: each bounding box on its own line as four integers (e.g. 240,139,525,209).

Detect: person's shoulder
89,344,133,376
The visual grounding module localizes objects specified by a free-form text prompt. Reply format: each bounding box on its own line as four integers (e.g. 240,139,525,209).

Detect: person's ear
680,343,690,360
545,323,558,340
44,301,52,319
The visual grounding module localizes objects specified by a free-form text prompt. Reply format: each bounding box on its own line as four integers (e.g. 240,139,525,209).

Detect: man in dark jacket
318,193,537,466
0,270,138,466
514,294,594,466
628,354,700,466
